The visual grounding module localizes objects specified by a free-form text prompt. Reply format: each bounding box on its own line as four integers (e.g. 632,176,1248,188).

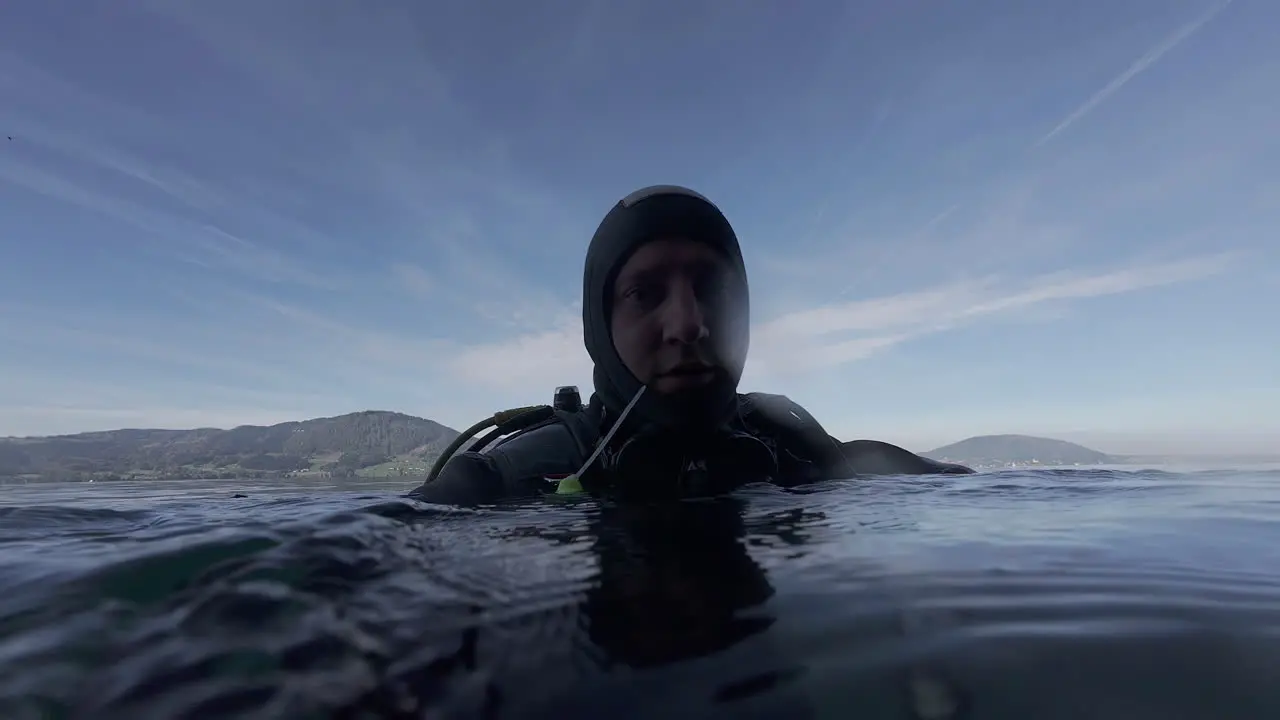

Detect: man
409,185,971,505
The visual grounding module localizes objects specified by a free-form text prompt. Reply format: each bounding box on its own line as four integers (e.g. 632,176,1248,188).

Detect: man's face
610,237,739,394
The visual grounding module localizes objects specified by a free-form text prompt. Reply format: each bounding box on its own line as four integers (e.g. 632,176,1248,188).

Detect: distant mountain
0,411,460,482
924,434,1114,468
2,416,1125,482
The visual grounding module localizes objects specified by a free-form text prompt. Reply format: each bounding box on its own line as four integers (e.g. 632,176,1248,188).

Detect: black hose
468,424,509,454
424,417,496,484
422,405,556,484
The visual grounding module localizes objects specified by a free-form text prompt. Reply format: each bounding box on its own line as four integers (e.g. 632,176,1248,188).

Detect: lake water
2,468,1279,719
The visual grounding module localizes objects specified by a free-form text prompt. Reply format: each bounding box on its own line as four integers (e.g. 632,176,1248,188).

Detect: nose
661,281,709,345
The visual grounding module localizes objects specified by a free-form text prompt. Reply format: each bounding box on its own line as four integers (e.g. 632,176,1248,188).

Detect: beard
654,365,737,434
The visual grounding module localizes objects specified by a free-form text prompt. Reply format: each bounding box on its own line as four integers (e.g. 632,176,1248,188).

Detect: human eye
623,282,662,310
695,269,731,303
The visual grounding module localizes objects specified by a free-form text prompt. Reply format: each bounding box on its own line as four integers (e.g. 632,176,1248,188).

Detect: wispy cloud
189,225,344,290
442,253,1235,393
230,292,452,371
1035,0,1235,147
0,138,341,290
750,253,1234,376
140,1,581,318
767,0,1238,304
391,262,434,299
446,314,590,395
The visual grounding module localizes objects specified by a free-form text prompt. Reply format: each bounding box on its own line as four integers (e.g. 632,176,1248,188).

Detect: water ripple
0,471,1277,719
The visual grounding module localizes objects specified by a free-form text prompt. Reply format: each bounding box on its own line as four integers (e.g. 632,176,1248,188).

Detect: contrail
1035,0,1234,147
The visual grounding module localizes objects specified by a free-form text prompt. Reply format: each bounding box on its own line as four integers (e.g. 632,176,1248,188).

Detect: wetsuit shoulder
406,416,595,506
485,418,592,484
406,451,506,505
840,439,975,475
739,392,831,434
738,392,850,483
739,392,975,477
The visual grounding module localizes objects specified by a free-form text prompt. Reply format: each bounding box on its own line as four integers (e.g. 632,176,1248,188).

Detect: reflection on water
1,469,1279,718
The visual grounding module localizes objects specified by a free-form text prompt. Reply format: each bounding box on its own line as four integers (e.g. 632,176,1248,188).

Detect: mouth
657,364,717,388
666,362,715,375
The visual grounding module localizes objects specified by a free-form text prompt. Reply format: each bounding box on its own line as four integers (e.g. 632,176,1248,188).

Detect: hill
924,434,1114,468
0,411,460,482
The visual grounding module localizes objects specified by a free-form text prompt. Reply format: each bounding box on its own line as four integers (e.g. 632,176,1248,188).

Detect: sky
1,0,1276,455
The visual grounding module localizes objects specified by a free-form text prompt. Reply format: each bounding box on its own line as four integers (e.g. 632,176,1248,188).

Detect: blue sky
1,0,1276,454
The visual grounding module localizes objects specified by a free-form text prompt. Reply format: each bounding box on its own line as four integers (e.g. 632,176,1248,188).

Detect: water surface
2,469,1279,719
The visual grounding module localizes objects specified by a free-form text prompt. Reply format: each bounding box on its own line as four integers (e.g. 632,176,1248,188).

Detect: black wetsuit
408,185,971,506
407,392,969,505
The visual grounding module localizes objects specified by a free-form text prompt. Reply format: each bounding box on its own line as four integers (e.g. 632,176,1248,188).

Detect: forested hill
925,434,1115,468
4,419,1126,482
0,411,460,482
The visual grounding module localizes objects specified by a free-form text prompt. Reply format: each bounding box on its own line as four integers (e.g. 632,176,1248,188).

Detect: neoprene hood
582,185,750,434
